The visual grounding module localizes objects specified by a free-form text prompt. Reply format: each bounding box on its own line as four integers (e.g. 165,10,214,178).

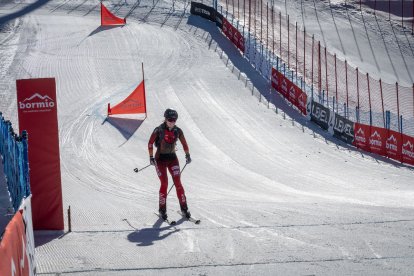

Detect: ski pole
133,164,151,173
166,163,187,196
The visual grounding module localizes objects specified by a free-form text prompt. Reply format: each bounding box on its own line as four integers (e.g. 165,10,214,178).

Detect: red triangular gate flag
108,81,147,116
101,3,126,26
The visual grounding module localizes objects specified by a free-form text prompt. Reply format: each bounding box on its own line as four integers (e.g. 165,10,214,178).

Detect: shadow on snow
127,217,185,246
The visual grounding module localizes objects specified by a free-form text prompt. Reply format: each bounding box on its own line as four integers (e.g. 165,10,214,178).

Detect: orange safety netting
101,3,126,26
108,80,147,116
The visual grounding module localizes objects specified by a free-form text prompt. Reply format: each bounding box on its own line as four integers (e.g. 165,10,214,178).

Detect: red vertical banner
16,78,64,230
386,129,402,162
354,123,370,152
402,134,414,166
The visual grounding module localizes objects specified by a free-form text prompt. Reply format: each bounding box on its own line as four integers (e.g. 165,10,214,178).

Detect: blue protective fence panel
0,112,30,212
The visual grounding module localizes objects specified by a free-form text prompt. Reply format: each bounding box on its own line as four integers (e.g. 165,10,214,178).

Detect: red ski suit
148,123,190,211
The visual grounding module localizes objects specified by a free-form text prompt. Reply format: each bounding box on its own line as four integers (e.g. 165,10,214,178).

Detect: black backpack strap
158,124,165,141
155,124,165,147
173,126,179,140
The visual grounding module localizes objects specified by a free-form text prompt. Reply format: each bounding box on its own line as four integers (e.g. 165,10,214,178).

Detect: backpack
154,124,179,148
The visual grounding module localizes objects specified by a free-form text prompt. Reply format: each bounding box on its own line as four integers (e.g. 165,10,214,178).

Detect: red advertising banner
368,126,387,157
271,68,307,115
353,125,414,165
289,83,307,115
296,90,308,115
222,18,245,53
233,28,245,53
354,123,371,152
101,3,126,26
402,134,414,166
17,78,64,230
279,72,289,98
108,80,147,115
271,67,279,91
386,129,402,162
0,212,30,276
288,83,298,106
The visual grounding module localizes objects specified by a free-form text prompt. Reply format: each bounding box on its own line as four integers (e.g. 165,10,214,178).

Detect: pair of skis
154,211,201,225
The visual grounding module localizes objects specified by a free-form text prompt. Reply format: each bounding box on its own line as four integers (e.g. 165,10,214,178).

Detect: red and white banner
16,78,64,230
222,18,245,53
368,126,387,157
402,134,414,166
354,124,414,166
354,123,370,152
280,74,289,98
108,80,147,116
385,130,402,162
289,83,307,115
271,68,307,115
271,68,287,98
0,211,30,276
101,3,126,26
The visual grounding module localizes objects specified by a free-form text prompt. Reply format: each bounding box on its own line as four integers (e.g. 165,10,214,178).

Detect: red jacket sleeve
148,128,158,156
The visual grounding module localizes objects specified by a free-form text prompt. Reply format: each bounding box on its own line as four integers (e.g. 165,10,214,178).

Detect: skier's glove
150,156,155,166
185,153,192,164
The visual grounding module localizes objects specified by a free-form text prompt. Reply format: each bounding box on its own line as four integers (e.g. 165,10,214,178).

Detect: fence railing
217,0,414,136
0,112,30,212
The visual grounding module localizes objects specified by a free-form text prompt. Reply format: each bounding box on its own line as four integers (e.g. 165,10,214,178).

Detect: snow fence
0,113,35,276
190,1,414,167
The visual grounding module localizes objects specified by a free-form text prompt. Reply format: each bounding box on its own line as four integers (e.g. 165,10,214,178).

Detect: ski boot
159,208,168,220
180,206,191,219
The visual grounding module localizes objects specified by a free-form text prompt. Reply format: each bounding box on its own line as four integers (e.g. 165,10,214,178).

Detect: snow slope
0,0,413,275
266,0,414,86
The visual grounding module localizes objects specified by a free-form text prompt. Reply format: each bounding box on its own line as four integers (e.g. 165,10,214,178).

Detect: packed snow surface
0,0,413,275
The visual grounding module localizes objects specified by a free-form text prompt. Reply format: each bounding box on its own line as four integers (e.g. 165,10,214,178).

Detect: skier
148,108,192,221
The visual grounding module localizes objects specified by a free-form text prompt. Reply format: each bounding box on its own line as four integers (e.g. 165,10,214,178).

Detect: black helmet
164,108,178,120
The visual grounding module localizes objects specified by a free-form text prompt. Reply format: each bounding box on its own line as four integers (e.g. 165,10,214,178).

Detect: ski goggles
167,118,177,123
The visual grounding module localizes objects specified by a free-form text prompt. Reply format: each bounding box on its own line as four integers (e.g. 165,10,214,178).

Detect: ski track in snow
0,0,414,275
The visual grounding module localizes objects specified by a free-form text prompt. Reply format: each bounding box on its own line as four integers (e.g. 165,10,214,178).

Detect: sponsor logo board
191,2,216,22
311,101,330,130
333,113,354,144
16,78,64,230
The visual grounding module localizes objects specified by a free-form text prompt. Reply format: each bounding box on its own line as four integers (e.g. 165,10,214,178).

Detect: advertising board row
190,1,414,167
271,68,307,115
272,67,414,166
191,2,245,53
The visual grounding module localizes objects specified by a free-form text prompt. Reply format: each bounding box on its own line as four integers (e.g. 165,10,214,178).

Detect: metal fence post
380,79,385,128
396,82,400,132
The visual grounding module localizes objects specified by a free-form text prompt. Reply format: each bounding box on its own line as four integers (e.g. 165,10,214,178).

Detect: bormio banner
16,78,64,230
